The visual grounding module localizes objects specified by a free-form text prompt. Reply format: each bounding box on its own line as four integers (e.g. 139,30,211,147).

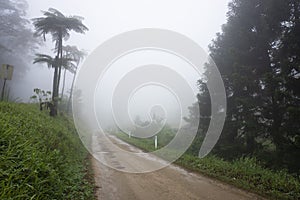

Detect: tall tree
0,0,38,91
185,0,300,172
264,0,300,170
206,0,292,156
32,8,88,116
62,46,87,114
61,45,85,99
33,53,75,71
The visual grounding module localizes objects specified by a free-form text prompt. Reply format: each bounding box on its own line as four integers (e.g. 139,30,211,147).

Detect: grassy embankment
115,132,300,200
0,102,94,199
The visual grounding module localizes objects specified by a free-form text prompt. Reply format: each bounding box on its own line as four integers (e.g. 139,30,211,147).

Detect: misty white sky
19,0,231,119
20,0,231,102
26,0,230,53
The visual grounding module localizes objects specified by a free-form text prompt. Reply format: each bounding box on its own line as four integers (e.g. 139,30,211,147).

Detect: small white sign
0,64,14,80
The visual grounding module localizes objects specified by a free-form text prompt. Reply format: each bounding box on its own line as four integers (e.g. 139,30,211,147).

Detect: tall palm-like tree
33,53,75,115
33,53,75,71
60,60,75,99
62,45,87,113
60,45,82,99
33,54,56,68
32,8,88,116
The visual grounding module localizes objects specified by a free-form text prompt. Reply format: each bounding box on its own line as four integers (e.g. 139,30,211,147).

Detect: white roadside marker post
129,131,131,138
155,135,158,149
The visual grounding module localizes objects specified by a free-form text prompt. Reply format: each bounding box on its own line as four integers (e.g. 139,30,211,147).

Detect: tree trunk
50,31,62,117
56,34,63,99
269,91,285,166
51,59,58,116
61,68,67,99
67,70,77,114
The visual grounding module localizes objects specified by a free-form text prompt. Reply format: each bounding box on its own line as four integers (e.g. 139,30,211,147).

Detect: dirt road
91,135,264,200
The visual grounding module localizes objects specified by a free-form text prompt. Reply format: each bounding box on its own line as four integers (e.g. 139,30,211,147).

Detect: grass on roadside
0,102,94,199
114,132,300,200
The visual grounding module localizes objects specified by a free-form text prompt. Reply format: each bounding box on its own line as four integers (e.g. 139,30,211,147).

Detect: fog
6,0,230,129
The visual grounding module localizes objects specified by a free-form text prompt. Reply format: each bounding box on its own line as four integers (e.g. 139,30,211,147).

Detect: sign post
0,64,14,100
155,135,158,149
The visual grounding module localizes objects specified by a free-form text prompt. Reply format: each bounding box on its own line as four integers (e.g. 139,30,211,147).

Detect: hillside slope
0,102,94,199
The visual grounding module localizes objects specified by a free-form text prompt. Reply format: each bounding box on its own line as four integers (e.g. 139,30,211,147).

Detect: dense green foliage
115,131,300,200
185,0,300,173
0,102,94,199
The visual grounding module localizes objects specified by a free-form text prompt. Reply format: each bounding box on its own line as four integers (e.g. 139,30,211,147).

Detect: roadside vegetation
189,0,300,175
0,0,299,199
0,3,94,199
32,8,88,116
0,102,94,199
115,131,300,200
